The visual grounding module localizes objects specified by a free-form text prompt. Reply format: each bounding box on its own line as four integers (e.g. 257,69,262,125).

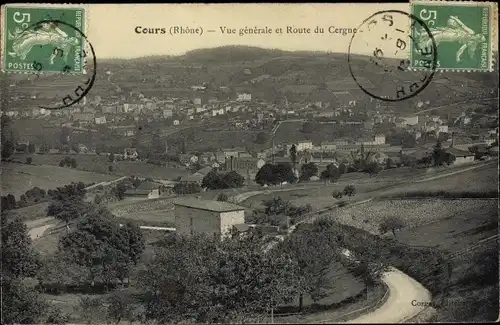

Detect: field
321,199,497,238
10,153,190,180
1,162,115,198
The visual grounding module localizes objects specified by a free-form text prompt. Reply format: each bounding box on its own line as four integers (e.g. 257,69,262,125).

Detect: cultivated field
1,163,115,198
321,199,497,238
11,153,190,180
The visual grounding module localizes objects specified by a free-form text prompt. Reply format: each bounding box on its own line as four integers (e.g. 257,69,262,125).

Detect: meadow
11,153,190,180
1,162,115,198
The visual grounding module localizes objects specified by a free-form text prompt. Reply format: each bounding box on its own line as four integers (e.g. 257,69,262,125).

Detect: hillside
3,46,498,118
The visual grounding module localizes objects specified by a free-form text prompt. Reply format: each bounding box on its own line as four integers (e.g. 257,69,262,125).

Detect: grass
1,162,115,198
379,190,498,199
11,153,190,180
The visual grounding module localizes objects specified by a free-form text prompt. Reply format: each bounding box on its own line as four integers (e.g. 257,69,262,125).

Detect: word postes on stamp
2,5,86,74
410,0,496,71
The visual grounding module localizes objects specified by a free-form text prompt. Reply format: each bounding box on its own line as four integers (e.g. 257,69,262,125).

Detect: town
2,44,498,325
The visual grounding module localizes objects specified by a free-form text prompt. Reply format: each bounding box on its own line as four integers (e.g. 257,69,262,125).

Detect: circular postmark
348,10,437,102
16,19,97,110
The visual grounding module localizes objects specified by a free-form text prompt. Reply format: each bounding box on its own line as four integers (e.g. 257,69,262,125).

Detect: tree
289,144,298,169
338,163,347,174
77,296,107,324
320,163,341,184
386,158,394,169
113,181,129,200
379,216,405,239
275,163,297,186
26,157,33,164
70,158,78,168
255,163,276,186
299,162,318,182
1,116,16,159
109,152,115,162
343,185,356,200
201,170,222,190
107,291,137,325
1,214,41,280
72,144,80,153
139,234,304,324
173,182,201,195
217,193,229,202
28,143,36,154
332,191,344,200
432,140,446,166
255,131,269,144
47,182,89,230
223,170,245,188
364,161,382,177
1,194,17,211
38,144,51,154
59,127,72,145
57,206,144,288
2,280,49,324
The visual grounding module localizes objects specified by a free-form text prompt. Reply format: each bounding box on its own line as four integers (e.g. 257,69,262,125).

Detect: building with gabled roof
174,198,246,239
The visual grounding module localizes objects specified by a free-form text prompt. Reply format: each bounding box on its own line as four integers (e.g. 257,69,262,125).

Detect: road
346,268,431,324
28,224,53,240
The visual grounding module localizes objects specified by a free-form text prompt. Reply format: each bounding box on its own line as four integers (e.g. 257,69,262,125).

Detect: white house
173,120,180,126
297,140,313,152
95,116,107,124
212,108,225,116
237,93,252,102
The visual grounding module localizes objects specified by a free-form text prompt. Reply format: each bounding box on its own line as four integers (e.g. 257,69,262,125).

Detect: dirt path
28,224,53,240
346,268,431,323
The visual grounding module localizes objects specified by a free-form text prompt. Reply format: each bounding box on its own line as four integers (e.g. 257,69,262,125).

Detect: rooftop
174,198,245,212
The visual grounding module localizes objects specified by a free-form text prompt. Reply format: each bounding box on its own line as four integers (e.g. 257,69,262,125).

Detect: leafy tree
386,158,394,169
109,152,115,162
320,163,341,184
109,165,114,172
113,181,129,200
106,290,137,325
28,143,36,154
1,116,16,159
201,170,222,190
379,216,405,239
364,161,382,177
70,158,78,168
217,193,229,202
299,162,318,182
47,182,89,229
255,163,276,186
254,131,269,144
289,144,298,169
59,127,72,145
1,194,17,211
343,185,356,200
139,234,304,324
275,163,297,185
26,157,33,164
432,140,446,166
2,280,49,324
72,144,80,153
332,191,344,200
59,159,65,167
223,170,245,188
1,214,41,280
338,163,347,174
77,296,107,325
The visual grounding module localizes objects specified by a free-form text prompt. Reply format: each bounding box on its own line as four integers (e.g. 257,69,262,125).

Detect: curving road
347,268,432,324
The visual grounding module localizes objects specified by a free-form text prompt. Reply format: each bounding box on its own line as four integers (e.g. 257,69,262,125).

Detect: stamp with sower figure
2,5,86,73
410,0,497,71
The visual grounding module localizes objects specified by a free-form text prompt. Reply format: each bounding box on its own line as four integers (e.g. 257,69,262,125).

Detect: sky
85,3,410,58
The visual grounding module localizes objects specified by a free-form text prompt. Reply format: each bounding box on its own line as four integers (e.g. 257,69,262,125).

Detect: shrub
217,193,229,202
26,157,33,164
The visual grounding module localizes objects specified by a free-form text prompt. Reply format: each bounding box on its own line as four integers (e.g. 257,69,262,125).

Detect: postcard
1,2,498,324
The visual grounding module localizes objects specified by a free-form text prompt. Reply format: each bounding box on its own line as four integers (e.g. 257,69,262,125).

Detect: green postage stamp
1,4,86,74
410,0,497,71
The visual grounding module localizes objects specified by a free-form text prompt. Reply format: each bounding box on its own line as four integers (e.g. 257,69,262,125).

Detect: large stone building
174,199,245,239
